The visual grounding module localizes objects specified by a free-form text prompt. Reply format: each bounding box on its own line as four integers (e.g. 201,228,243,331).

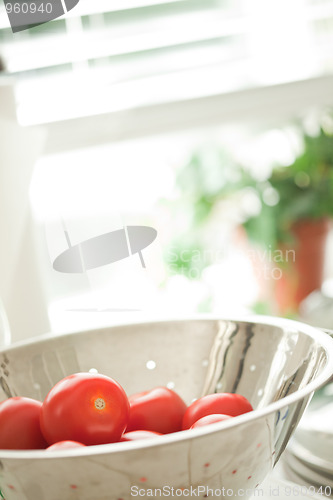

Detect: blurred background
1,0,333,342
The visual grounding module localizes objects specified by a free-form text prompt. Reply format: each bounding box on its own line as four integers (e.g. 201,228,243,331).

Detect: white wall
0,81,50,342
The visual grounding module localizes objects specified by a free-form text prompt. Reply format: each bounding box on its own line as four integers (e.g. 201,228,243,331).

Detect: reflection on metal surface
0,317,331,500
284,372,333,491
201,320,239,396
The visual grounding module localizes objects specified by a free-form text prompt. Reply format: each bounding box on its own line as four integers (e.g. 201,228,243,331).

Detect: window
0,0,333,128
1,0,333,335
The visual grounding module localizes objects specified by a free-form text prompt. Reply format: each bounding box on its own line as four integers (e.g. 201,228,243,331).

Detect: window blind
0,0,333,126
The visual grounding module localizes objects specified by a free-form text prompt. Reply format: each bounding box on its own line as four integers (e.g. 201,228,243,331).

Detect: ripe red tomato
190,413,232,429
0,397,48,450
121,430,162,441
46,440,86,450
126,387,187,434
40,372,129,446
182,393,253,430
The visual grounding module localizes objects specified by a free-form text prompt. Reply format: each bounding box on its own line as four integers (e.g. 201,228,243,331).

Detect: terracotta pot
275,217,332,314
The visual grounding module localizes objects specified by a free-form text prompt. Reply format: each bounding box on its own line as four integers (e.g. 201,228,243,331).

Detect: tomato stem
94,398,106,410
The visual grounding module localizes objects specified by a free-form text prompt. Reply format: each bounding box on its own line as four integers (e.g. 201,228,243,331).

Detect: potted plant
243,118,333,314
163,113,333,316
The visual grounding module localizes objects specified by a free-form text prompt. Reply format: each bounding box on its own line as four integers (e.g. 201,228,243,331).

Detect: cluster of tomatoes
0,372,253,451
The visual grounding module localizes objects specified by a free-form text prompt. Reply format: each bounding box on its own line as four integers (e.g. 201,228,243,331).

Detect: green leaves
165,112,333,272
243,121,333,247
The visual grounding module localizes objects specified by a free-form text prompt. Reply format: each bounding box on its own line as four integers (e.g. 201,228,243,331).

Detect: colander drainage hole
146,360,156,370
